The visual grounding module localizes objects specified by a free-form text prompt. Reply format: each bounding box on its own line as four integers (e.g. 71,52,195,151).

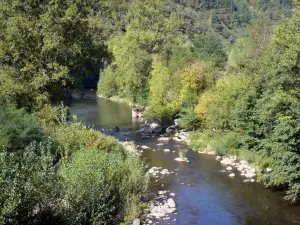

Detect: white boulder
167,198,176,208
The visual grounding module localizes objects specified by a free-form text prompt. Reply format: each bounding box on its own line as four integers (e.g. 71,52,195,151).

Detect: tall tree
0,0,107,109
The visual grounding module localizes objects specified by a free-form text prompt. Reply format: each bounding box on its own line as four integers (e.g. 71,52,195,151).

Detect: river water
70,91,300,225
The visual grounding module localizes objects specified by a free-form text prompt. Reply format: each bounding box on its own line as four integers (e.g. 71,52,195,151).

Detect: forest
0,0,299,224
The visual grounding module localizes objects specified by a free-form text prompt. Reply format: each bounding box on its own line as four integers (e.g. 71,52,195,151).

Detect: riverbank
70,96,300,225
97,94,145,109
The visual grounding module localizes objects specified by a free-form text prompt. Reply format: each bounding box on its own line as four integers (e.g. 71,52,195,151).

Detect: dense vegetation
0,1,148,224
97,0,300,202
0,102,148,224
0,0,299,224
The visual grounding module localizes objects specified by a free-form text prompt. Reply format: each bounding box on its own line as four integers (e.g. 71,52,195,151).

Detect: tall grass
178,148,187,159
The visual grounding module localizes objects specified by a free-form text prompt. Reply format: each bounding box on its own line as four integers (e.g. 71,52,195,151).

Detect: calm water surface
70,91,300,225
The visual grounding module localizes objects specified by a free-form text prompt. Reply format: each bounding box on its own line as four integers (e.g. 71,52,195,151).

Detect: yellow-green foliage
179,61,215,107
54,121,124,156
148,55,181,118
195,74,254,129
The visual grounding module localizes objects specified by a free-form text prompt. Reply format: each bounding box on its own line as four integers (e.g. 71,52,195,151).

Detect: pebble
167,198,176,208
132,218,140,225
229,173,235,177
157,137,170,141
175,157,189,162
226,166,233,171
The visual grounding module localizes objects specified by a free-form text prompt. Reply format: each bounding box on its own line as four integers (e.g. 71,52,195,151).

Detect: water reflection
70,95,134,129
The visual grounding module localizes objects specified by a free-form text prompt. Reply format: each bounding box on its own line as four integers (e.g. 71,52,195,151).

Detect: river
70,91,300,225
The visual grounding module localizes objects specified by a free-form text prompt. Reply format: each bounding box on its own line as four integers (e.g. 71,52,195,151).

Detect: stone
148,168,155,174
158,137,170,142
150,212,165,218
157,143,164,146
245,172,256,178
170,193,175,196
226,166,233,171
216,156,222,161
141,145,150,149
175,157,189,162
150,123,160,129
240,160,249,165
174,119,181,126
160,169,170,175
167,198,176,208
220,157,235,165
173,137,182,142
250,179,255,183
133,218,140,225
229,173,235,177
139,123,161,134
164,149,171,152
166,125,177,134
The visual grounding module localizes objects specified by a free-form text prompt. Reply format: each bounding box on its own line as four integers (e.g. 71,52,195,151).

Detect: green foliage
178,148,187,160
193,33,227,67
0,103,148,224
0,141,64,225
195,73,254,129
227,19,273,73
148,55,181,119
98,66,118,98
60,148,148,224
97,0,187,103
179,107,201,130
0,0,107,109
0,102,44,151
192,4,300,201
54,120,124,157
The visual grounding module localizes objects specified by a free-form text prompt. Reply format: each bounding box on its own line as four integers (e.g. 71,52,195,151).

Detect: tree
0,0,107,109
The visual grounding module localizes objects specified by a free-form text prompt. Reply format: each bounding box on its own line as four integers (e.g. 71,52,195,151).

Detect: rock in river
167,198,176,208
229,173,236,177
132,218,140,225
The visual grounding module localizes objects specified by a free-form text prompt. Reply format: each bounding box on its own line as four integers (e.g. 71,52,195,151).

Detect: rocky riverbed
71,94,300,225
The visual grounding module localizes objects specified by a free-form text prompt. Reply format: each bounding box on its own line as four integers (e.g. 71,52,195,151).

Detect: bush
0,141,64,225
179,107,201,130
54,120,124,157
60,149,148,224
0,103,44,151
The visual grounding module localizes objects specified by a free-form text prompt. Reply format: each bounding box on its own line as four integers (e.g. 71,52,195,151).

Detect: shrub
59,149,148,224
0,141,64,225
179,107,201,130
54,121,124,157
0,102,44,151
